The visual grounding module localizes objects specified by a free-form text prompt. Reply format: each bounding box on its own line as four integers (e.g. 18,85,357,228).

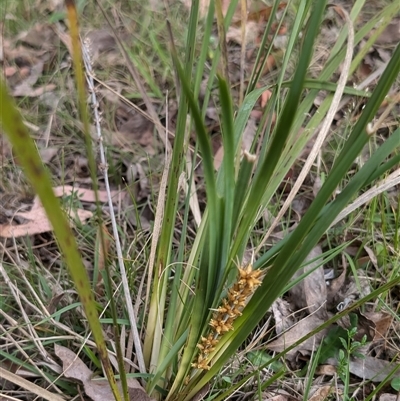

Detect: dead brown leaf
181,0,279,46
308,385,332,401
85,30,119,64
52,185,125,203
4,66,17,77
111,112,155,155
119,116,154,146
263,396,289,401
182,0,276,22
364,244,379,269
327,265,347,308
213,145,224,171
335,269,371,310
214,117,258,170
0,186,124,238
55,344,155,401
226,21,260,46
289,246,328,319
0,195,92,238
2,23,60,97
84,29,131,66
266,314,329,359
326,356,400,382
375,17,400,45
361,311,393,341
262,390,297,401
315,364,336,376
17,23,59,51
39,147,58,164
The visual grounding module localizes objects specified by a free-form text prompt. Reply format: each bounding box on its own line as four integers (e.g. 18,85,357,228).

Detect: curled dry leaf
260,89,272,109
271,298,295,336
126,163,149,201
242,117,258,153
55,344,155,401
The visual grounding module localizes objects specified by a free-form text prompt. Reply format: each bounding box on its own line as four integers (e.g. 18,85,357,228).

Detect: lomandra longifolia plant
0,0,399,400
142,1,400,400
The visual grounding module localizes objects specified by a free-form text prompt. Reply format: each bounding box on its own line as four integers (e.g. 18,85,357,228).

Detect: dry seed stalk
192,264,262,370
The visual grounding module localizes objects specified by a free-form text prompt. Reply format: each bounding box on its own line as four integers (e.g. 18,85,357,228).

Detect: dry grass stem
82,39,146,374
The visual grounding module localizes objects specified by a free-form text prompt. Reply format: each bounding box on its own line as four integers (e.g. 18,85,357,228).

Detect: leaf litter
55,345,155,401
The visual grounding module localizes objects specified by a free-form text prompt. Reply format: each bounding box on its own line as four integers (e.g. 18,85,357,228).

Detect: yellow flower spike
193,263,263,370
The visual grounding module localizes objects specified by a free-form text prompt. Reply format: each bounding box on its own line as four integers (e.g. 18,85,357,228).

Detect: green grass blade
216,77,235,274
